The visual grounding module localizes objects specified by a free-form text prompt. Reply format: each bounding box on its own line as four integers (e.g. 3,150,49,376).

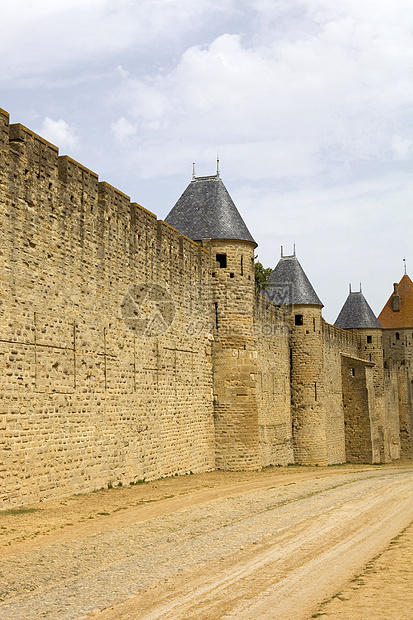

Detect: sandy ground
309,520,413,619
0,462,412,619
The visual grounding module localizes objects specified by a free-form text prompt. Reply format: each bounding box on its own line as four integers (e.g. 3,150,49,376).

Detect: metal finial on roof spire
403,257,407,275
293,243,296,257
281,245,284,258
349,283,352,293
192,163,196,181
360,282,362,292
216,156,220,178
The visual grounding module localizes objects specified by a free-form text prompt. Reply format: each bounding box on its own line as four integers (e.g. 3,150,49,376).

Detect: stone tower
335,289,398,461
266,251,326,464
378,273,413,457
165,166,260,469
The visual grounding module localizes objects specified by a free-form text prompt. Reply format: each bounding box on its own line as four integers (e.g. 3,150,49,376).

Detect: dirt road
0,463,412,619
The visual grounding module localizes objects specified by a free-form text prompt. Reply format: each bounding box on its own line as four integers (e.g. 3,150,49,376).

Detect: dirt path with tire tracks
0,463,412,619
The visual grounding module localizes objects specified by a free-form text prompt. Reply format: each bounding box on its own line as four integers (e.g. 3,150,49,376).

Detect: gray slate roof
265,255,323,306
164,174,256,244
334,292,382,329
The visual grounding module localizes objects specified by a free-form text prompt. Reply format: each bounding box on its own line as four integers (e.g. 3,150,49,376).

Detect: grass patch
1,507,40,516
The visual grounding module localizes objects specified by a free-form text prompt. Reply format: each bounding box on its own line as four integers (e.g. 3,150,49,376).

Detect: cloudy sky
1,0,412,322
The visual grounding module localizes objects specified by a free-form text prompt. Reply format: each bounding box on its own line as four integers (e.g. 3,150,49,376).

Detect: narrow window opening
289,348,293,370
313,317,316,332
314,382,317,401
214,302,219,330
295,314,303,326
216,253,227,268
351,368,355,376
230,272,234,278
396,332,400,340
240,255,244,276
367,335,372,344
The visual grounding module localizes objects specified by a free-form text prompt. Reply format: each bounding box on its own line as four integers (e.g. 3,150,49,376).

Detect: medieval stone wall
341,355,380,463
382,328,413,457
321,323,359,464
355,328,391,461
0,107,407,508
255,295,293,466
204,239,262,470
0,109,215,508
288,305,326,464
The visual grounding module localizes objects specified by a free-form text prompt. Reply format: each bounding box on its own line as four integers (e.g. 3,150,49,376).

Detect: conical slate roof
334,291,382,329
164,173,256,244
265,254,323,306
378,274,413,328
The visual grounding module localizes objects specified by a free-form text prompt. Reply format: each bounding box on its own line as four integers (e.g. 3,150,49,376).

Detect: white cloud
39,117,78,150
111,117,137,142
0,0,237,80
391,134,413,161
2,0,411,323
110,0,412,182
117,65,129,79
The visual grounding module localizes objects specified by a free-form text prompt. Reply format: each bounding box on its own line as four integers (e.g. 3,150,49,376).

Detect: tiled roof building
378,274,413,329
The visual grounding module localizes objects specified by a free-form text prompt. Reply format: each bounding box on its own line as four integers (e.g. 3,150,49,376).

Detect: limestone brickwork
288,305,326,464
0,107,411,508
203,239,261,470
0,109,215,507
341,355,381,463
322,324,359,464
382,329,413,457
354,328,400,461
255,295,293,466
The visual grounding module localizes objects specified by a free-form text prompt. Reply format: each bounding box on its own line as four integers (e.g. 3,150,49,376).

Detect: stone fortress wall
0,109,216,507
0,108,410,508
382,328,413,456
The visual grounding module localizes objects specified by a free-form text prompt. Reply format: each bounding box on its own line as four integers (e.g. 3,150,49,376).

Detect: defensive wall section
254,294,293,467
321,323,400,464
382,328,413,457
322,322,361,464
204,239,294,471
0,109,216,507
285,307,382,467
0,108,406,508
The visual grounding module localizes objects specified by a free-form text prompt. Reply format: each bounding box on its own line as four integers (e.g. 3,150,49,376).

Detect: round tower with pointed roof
334,287,397,461
335,289,385,382
165,165,260,470
266,251,327,465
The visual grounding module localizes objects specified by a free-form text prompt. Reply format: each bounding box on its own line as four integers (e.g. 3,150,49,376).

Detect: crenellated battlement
0,108,207,284
322,321,358,353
